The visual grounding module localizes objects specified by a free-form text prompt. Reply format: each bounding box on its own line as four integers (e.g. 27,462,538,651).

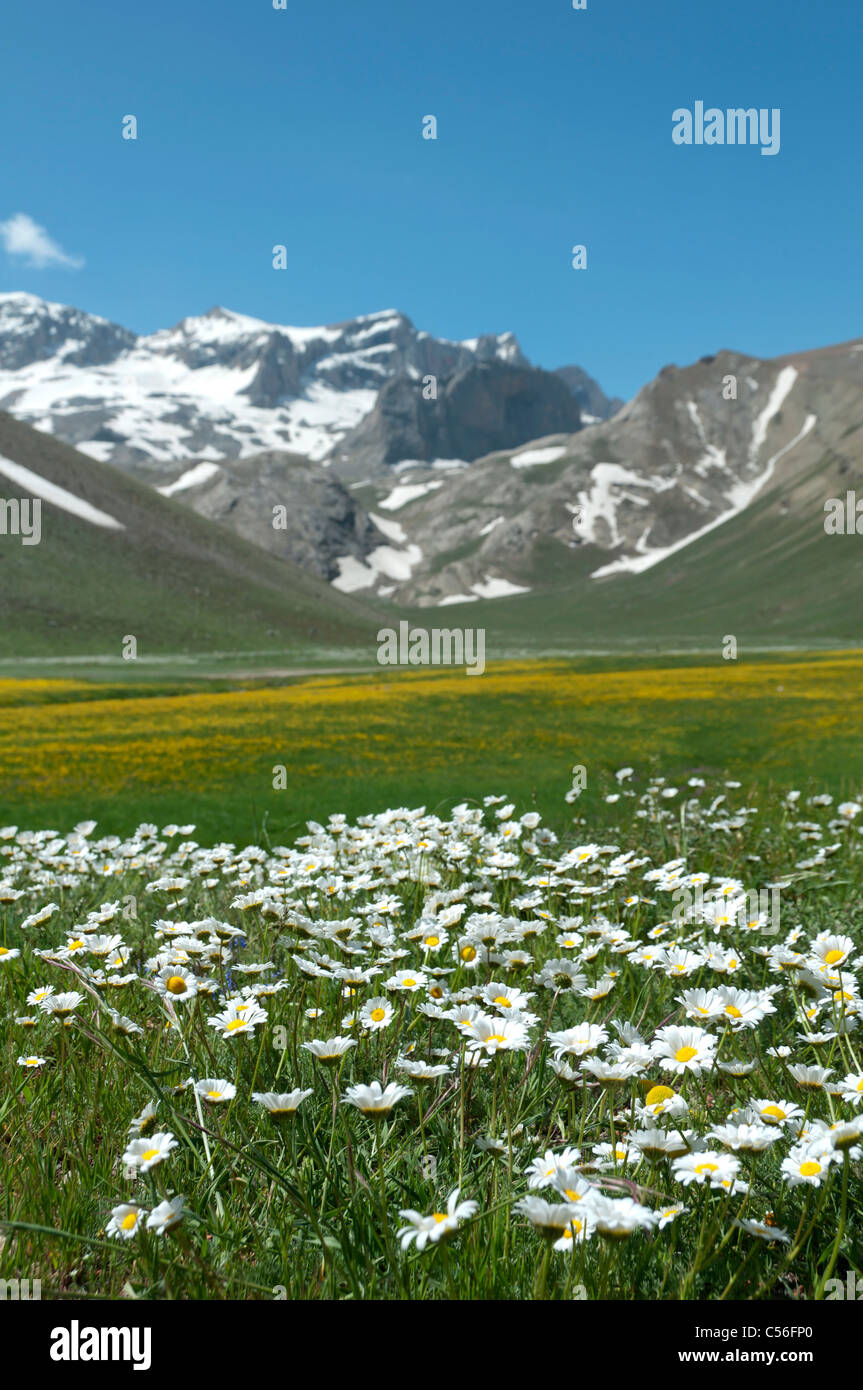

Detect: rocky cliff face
554,364,624,422
156,449,385,583
328,361,583,479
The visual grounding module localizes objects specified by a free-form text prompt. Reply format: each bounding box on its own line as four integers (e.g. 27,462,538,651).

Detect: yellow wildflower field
1,654,862,842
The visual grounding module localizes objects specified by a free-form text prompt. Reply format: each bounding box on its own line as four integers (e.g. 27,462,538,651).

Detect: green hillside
2,410,861,672
438,449,863,654
0,412,378,661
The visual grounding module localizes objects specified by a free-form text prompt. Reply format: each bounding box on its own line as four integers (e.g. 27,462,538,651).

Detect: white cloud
0,213,84,269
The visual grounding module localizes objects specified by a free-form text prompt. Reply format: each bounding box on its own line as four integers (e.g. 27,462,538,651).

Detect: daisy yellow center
226,1019,246,1032
206,1090,223,1099
370,1008,386,1022
402,978,416,988
695,1162,718,1173
825,949,843,965
425,937,439,947
725,1005,742,1018
562,1188,582,1201
0,948,8,956
166,976,187,994
69,940,84,950
121,1212,138,1231
432,1213,448,1223
142,1148,160,1162
429,987,443,999
762,1105,785,1120
800,1161,821,1177
461,947,476,961
493,995,511,1008
646,1085,675,1105
675,1046,698,1063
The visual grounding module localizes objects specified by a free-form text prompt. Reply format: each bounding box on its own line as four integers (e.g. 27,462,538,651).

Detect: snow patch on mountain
749,367,798,461
576,464,665,547
591,411,817,579
379,481,445,511
511,445,568,468
471,576,531,599
158,462,222,496
0,454,124,529
368,511,407,543
331,539,423,593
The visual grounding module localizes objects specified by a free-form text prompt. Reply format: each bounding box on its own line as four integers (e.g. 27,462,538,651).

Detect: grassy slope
428,453,863,653
0,412,378,659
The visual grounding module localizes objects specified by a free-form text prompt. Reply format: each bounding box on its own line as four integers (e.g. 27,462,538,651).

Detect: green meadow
1,650,862,841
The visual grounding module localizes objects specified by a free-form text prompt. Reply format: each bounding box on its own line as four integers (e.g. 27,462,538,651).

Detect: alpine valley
1,290,861,656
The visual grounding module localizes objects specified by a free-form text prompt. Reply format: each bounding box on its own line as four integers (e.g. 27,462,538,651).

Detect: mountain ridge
3,293,860,640
0,291,617,470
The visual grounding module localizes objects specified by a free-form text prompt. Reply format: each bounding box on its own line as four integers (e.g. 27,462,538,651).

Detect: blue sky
2,0,860,399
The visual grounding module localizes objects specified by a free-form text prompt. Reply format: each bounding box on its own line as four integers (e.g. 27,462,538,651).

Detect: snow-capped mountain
11,291,851,621
0,292,531,475
342,337,863,605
